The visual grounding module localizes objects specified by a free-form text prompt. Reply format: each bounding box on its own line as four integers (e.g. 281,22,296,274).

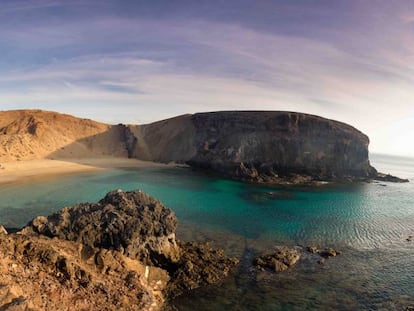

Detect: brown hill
0,110,127,161
1,109,401,183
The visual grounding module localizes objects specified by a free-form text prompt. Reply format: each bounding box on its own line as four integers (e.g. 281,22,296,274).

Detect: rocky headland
0,190,238,310
0,109,408,184
130,111,407,184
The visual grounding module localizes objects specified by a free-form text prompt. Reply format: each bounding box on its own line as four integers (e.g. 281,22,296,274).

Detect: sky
1,0,414,157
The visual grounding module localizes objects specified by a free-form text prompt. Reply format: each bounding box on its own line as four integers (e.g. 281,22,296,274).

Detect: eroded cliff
134,111,378,183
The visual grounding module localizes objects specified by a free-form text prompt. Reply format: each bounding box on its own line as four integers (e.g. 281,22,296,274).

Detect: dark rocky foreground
0,190,238,310
130,111,407,184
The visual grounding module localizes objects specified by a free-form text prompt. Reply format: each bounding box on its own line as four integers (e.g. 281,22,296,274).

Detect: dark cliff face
136,111,376,182
187,111,376,181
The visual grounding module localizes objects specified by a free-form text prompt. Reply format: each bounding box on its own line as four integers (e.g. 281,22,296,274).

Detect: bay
0,153,413,310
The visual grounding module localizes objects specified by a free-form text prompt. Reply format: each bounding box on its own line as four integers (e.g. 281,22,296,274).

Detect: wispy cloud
1,1,414,155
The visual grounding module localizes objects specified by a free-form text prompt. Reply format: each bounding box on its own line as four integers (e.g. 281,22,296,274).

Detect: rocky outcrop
23,189,181,268
168,241,239,298
254,247,301,272
134,111,386,184
1,109,406,183
374,173,409,183
0,230,169,310
6,190,238,310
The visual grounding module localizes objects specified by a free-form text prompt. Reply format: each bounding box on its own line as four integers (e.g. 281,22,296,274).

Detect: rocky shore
134,111,408,185
0,110,408,185
0,190,238,310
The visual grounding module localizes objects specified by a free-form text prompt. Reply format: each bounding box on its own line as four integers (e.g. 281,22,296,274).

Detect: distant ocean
0,153,413,310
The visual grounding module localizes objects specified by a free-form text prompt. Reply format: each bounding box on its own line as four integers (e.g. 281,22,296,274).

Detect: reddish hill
0,110,127,161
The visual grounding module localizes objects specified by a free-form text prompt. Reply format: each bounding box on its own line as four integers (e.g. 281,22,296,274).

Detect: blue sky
1,0,414,156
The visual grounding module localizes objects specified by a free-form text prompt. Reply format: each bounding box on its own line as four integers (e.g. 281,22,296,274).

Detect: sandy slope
0,109,126,161
0,110,166,184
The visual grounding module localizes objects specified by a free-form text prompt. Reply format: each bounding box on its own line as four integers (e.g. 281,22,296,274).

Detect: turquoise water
0,154,413,310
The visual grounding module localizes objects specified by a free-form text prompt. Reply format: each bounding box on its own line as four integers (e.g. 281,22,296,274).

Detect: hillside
0,110,127,161
1,109,398,183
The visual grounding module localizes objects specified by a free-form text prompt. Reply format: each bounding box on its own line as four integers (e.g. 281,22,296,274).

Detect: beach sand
0,157,170,185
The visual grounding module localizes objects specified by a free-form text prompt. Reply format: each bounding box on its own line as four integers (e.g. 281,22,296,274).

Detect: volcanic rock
133,111,382,183
374,173,409,183
318,248,340,258
254,247,301,272
15,189,238,308
22,189,181,267
0,231,168,311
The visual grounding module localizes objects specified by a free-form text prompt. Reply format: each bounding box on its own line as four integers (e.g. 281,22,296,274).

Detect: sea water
0,153,413,310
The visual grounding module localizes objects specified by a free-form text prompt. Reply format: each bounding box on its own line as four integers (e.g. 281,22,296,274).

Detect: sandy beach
0,157,170,185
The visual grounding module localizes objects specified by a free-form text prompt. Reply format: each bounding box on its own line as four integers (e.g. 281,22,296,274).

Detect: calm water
0,153,413,310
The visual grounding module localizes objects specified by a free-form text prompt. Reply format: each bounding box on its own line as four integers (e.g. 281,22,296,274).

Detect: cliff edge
0,109,407,183
133,111,385,183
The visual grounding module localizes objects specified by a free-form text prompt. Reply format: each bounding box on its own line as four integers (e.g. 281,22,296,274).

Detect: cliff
133,111,379,183
0,109,406,183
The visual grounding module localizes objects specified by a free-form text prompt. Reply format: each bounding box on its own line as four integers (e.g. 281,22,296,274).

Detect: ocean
0,153,413,310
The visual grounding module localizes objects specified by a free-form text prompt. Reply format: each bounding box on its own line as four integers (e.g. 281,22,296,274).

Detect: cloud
1,1,414,156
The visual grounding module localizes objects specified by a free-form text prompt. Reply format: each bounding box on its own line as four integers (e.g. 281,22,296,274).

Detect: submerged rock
318,248,341,258
254,247,301,272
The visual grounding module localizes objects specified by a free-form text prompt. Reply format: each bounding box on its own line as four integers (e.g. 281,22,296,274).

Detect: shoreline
0,157,173,185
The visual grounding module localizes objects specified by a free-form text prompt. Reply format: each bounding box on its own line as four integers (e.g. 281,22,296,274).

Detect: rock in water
167,241,239,298
254,247,301,272
23,189,181,267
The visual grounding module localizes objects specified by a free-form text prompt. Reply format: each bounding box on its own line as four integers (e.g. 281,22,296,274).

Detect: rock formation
254,246,301,272
0,109,407,183
1,190,238,310
133,111,384,183
0,230,169,311
22,189,181,268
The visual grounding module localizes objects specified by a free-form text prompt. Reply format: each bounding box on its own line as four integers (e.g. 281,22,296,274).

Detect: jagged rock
375,173,409,183
0,232,168,310
18,190,238,304
167,241,239,298
254,247,301,272
22,189,181,267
